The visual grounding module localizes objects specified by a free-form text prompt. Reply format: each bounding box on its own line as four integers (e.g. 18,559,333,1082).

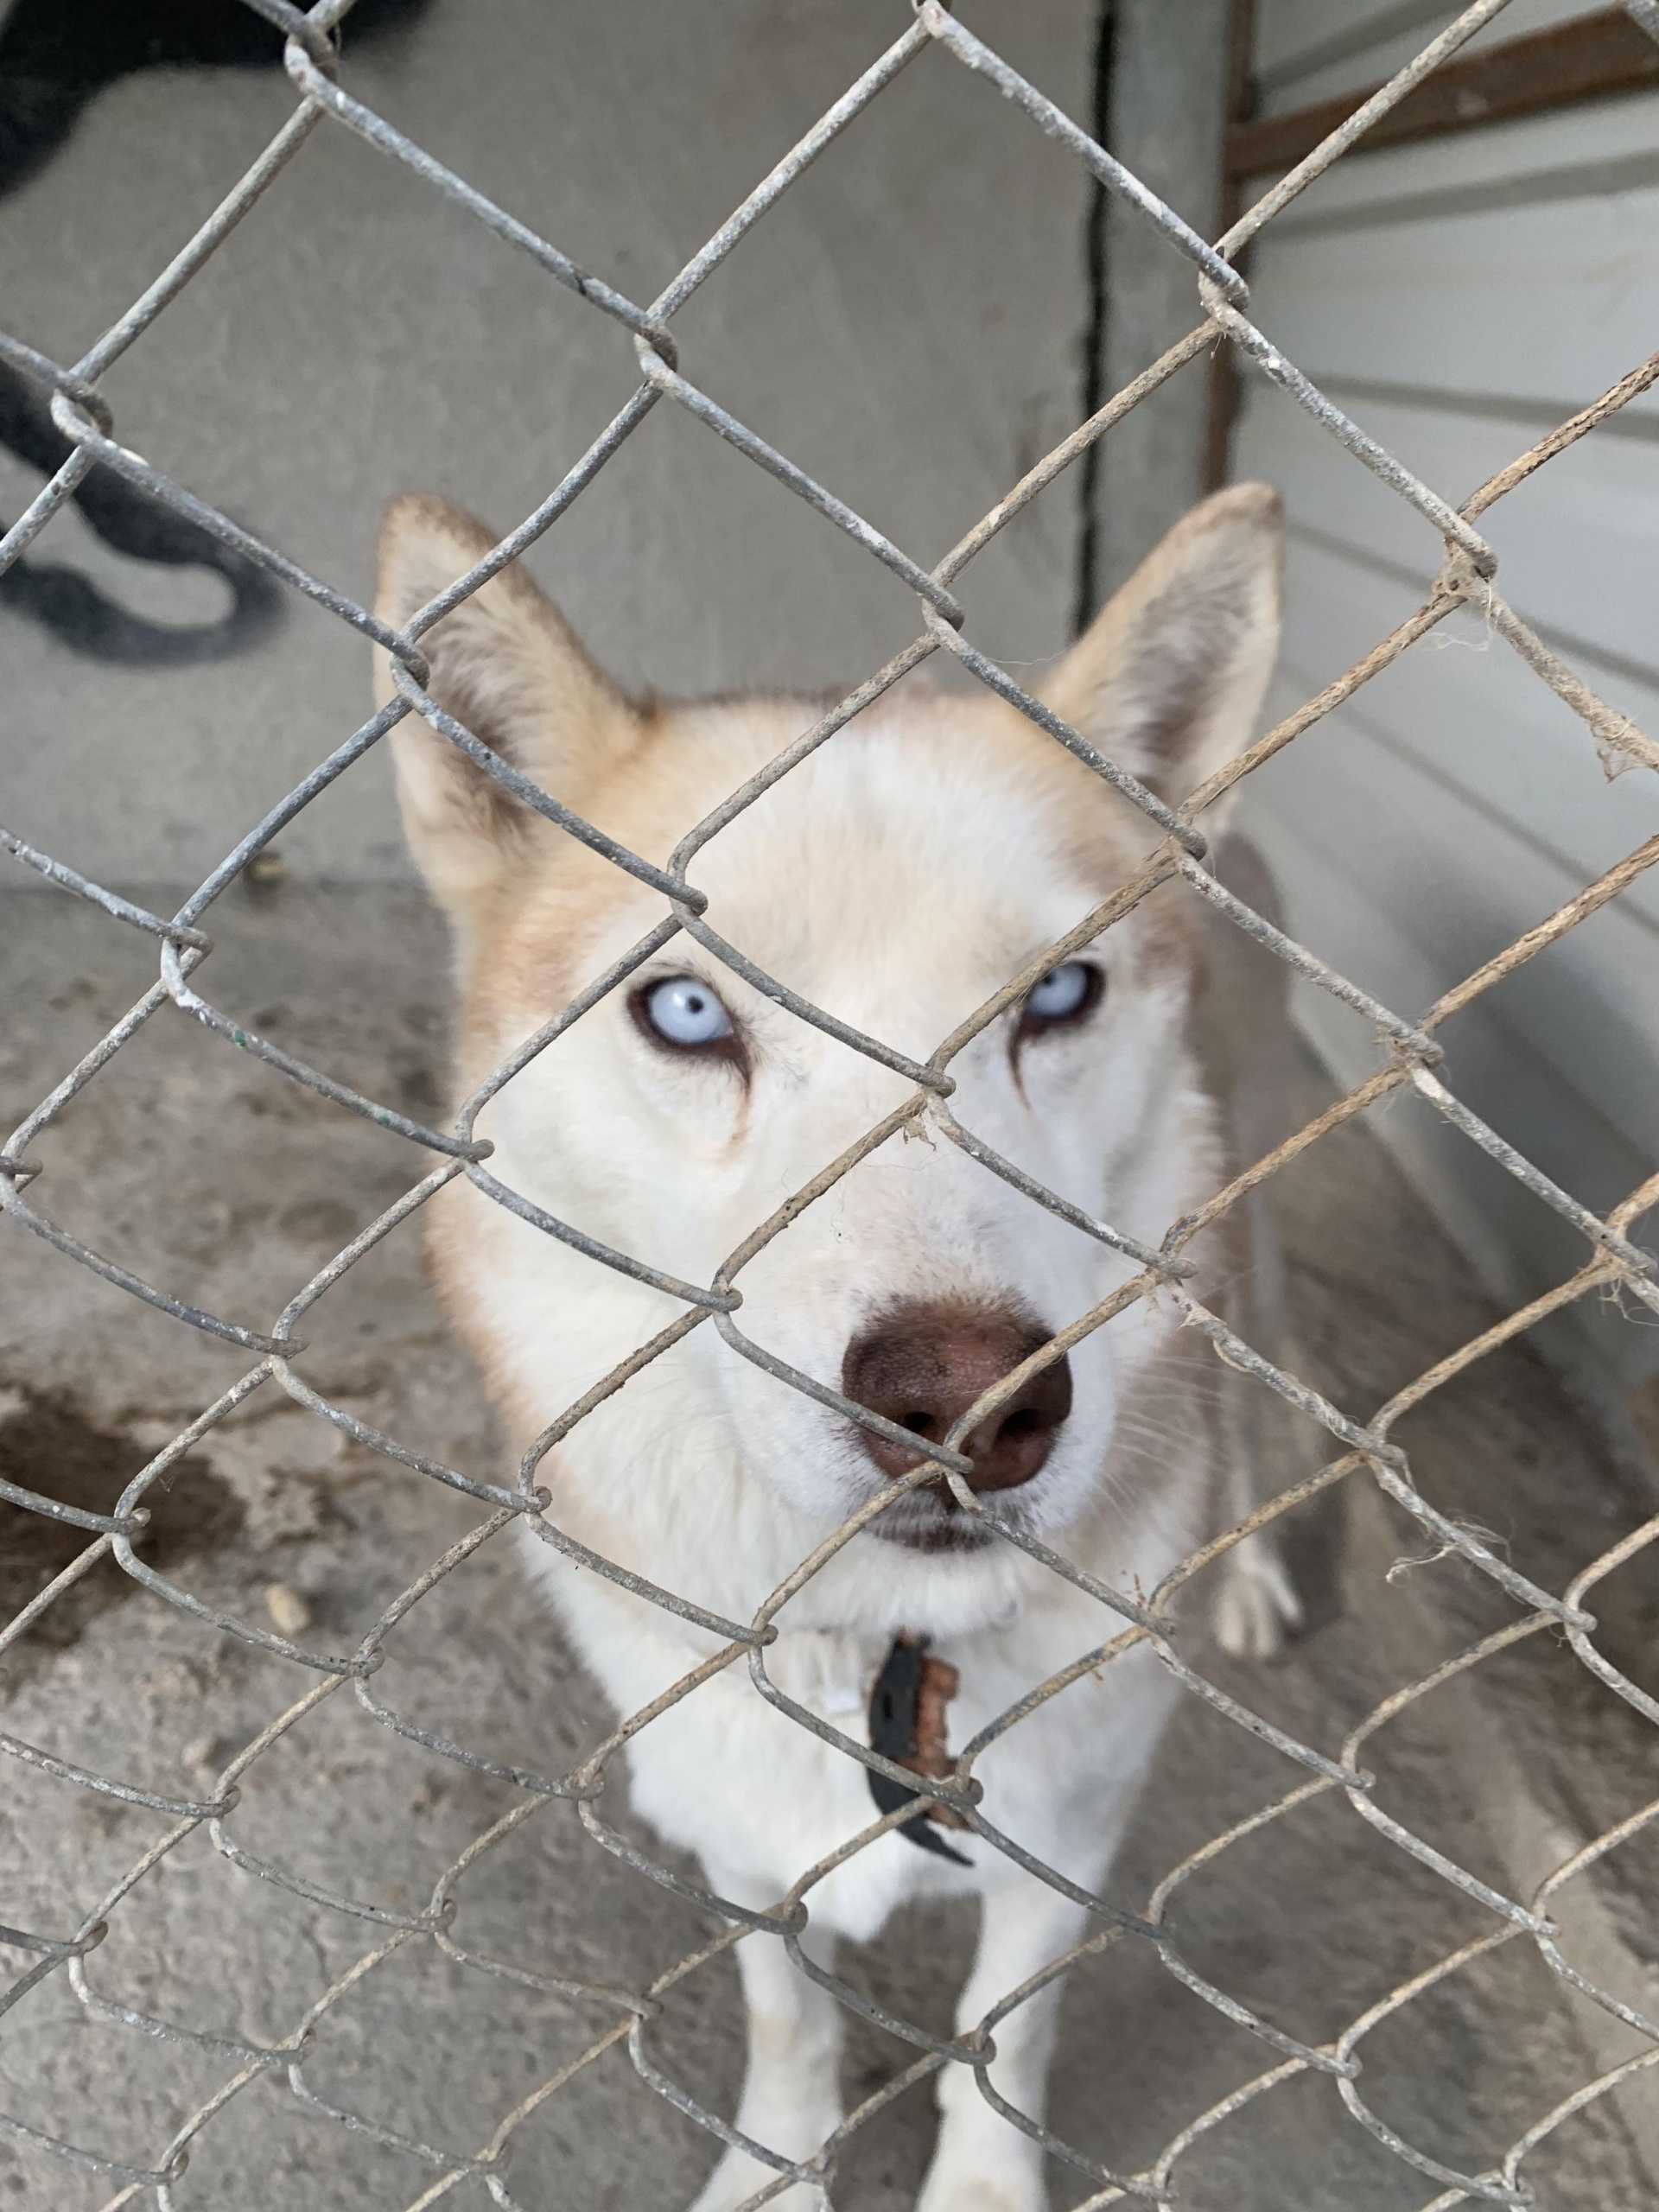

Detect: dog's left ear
1040,482,1283,823
372,493,639,931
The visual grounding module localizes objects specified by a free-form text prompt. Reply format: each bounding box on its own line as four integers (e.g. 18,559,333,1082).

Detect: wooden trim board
1227,6,1659,181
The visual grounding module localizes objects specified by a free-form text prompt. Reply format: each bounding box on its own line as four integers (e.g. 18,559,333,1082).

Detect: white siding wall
1230,4,1659,1408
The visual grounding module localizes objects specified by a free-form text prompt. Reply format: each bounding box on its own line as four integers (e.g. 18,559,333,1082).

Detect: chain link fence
3,0,1659,2202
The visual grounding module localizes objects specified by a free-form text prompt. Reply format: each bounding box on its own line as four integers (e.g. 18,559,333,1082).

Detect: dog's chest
764,1625,887,1718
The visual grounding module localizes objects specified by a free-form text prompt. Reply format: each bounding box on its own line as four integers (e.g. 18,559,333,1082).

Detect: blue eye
1023,962,1099,1026
641,976,734,1048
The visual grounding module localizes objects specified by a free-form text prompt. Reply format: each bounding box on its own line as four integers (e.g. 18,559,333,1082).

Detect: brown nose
841,1300,1072,1494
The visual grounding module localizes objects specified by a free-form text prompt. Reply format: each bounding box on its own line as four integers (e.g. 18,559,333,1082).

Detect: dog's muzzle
842,1297,1071,1542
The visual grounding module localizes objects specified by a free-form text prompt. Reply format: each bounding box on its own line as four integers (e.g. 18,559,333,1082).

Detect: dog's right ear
372,494,638,926
1039,483,1282,829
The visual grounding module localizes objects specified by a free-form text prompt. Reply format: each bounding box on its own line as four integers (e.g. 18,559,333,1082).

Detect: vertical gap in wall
1072,0,1116,639
1203,0,1256,492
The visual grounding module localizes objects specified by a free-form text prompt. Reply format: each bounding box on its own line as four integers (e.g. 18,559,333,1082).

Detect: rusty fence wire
3,0,1659,2203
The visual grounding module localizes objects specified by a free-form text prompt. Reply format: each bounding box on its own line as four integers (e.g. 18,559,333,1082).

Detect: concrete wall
1089,0,1234,601
0,0,1095,890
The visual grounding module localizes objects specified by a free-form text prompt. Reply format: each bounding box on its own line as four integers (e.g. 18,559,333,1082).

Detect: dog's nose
841,1300,1072,1493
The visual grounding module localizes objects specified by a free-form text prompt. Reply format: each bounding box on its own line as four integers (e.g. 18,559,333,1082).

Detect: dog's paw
689,2149,828,2212
1212,1531,1302,1662
916,2171,1045,2212
917,2142,1046,2212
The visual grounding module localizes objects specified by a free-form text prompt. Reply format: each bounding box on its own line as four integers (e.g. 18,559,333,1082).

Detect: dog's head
373,487,1281,1599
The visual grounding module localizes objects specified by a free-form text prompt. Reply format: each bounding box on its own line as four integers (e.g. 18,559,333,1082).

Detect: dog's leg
1211,1188,1303,1661
689,1886,843,2212
917,1877,1089,2212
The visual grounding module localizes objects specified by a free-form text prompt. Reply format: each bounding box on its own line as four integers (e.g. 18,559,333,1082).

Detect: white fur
375,483,1294,2210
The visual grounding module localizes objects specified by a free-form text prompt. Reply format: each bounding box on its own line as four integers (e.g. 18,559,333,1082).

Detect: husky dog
373,483,1298,2212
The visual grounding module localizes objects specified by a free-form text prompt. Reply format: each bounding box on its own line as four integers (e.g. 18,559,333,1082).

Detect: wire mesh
3,1,1659,2205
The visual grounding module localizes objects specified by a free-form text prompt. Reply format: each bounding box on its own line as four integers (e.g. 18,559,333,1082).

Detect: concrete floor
2,880,1657,2210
